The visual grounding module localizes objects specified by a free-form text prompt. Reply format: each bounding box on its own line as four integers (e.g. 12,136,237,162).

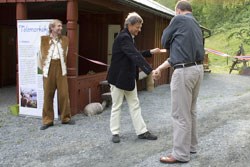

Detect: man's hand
150,48,161,54
152,69,161,80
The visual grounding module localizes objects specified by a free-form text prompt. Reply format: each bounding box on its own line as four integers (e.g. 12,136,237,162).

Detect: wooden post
67,0,79,115
203,52,211,73
16,3,27,104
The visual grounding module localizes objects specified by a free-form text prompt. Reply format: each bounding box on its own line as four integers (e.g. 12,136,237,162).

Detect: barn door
0,26,16,87
107,25,120,67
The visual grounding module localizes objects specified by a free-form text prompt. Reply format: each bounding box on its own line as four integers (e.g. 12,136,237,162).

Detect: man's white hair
124,12,143,28
49,19,62,33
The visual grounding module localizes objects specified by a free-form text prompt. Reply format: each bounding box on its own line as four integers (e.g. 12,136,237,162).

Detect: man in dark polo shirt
153,1,204,164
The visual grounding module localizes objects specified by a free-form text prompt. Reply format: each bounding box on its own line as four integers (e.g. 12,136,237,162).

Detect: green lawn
205,27,250,74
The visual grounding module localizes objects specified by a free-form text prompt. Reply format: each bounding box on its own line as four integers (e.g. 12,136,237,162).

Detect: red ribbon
75,53,109,67
205,48,230,57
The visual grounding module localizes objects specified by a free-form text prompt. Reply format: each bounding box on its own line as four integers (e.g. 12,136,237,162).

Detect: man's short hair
176,1,192,12
49,19,62,33
124,12,143,28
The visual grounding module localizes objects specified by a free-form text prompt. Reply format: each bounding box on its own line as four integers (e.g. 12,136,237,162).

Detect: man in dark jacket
107,12,160,143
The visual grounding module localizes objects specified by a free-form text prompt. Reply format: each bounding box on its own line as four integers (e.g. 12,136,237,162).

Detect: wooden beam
66,0,78,114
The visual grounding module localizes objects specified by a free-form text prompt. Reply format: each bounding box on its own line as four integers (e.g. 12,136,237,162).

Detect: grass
205,26,250,74
206,54,241,74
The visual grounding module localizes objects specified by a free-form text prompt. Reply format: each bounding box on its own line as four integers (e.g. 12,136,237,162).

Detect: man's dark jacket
107,28,153,91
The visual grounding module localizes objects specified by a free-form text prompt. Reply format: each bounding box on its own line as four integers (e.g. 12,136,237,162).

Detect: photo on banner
17,20,58,119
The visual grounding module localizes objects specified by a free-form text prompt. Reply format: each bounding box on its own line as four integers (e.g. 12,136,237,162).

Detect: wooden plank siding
153,16,171,86
76,72,107,115
0,0,66,2
78,13,122,75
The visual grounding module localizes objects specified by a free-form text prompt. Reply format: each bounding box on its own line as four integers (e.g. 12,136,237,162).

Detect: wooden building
0,0,210,115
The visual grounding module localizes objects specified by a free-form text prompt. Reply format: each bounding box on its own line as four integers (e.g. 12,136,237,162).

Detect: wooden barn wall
0,4,16,26
78,13,122,75
76,72,107,113
134,16,155,50
27,3,67,22
135,16,155,65
153,16,172,86
0,4,16,87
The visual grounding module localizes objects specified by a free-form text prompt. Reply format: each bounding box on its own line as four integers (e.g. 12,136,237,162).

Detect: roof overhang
117,0,211,37
0,0,211,37
117,0,175,19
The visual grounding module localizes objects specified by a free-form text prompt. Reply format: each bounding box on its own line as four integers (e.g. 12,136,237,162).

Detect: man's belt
173,61,203,70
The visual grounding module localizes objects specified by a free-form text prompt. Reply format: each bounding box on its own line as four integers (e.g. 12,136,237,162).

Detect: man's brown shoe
40,123,54,130
160,154,188,164
62,119,75,125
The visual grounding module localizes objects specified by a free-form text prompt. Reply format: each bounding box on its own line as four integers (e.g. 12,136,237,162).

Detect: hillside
196,1,250,73
155,0,250,74
205,25,250,74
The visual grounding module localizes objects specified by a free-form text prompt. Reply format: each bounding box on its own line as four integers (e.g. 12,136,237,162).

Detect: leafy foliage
155,0,250,73
228,29,250,45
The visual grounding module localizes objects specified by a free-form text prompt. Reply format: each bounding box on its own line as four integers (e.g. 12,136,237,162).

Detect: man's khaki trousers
171,65,204,162
42,60,71,125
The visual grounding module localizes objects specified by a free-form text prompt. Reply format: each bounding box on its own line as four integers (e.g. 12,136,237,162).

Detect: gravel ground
1,73,250,167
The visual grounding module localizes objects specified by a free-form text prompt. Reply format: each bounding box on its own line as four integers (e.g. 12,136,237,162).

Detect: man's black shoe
112,134,120,143
62,119,75,125
138,131,157,140
40,123,54,130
